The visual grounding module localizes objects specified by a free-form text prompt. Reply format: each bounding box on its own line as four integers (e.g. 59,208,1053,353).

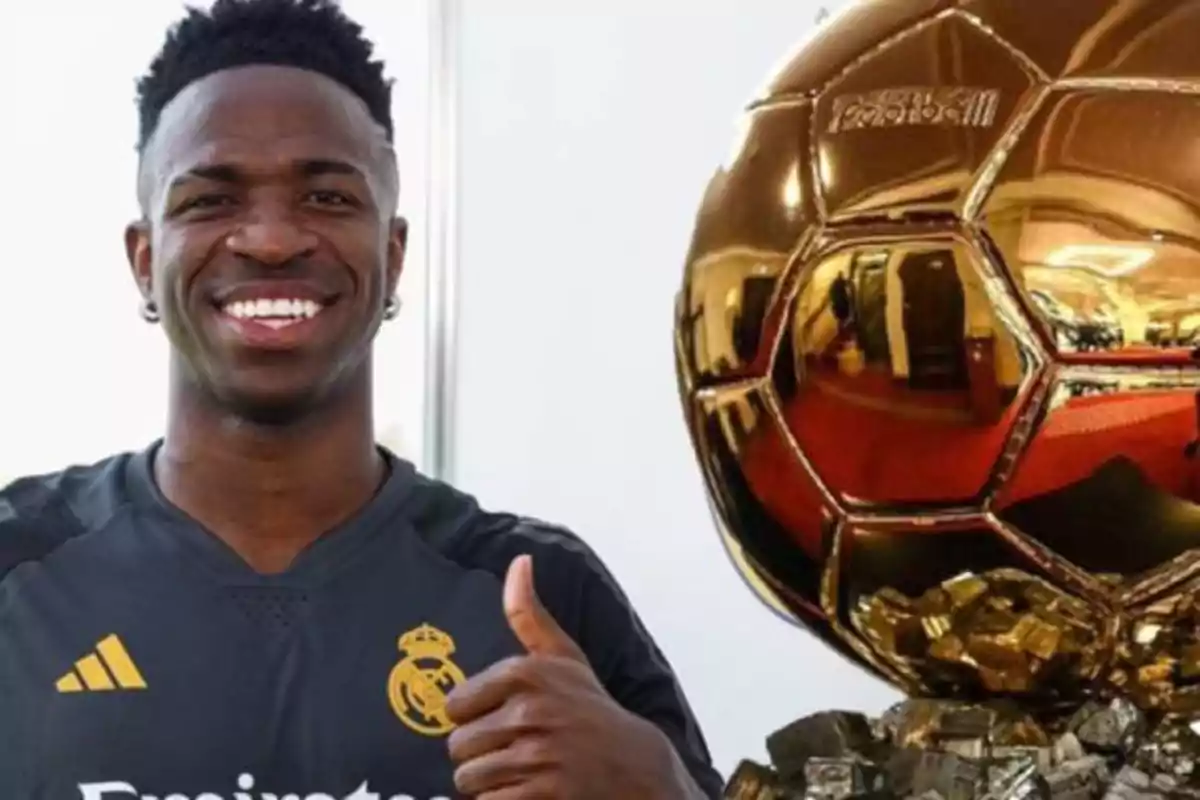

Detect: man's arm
566,548,724,798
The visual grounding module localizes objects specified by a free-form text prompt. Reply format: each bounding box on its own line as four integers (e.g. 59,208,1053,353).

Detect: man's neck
156,380,386,574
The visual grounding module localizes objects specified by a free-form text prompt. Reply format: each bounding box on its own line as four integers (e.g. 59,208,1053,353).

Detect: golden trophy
673,1,1200,797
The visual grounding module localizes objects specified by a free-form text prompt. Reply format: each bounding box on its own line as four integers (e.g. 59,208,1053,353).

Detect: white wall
450,0,901,776
0,0,432,483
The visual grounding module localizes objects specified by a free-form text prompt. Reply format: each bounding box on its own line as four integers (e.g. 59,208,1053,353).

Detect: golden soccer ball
675,0,1200,713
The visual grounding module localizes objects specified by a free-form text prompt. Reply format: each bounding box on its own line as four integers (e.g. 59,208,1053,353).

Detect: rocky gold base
847,564,1200,712
725,697,1200,799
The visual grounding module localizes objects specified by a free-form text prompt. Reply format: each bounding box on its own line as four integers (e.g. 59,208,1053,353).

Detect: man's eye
177,195,234,213
307,190,355,207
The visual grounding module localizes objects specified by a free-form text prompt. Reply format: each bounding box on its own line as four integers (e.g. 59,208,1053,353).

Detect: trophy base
723,697,1200,800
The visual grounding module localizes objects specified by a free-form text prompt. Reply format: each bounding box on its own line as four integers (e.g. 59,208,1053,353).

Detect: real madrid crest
387,623,467,737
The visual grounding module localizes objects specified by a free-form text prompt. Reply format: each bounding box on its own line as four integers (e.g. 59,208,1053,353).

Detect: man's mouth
220,297,326,330
210,284,340,350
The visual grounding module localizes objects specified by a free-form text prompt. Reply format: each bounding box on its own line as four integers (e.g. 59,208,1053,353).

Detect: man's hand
444,554,701,799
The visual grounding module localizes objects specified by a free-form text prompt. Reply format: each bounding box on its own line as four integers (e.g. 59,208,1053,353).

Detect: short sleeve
570,555,724,798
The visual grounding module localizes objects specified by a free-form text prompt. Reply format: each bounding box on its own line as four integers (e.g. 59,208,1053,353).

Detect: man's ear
386,216,408,297
125,220,153,301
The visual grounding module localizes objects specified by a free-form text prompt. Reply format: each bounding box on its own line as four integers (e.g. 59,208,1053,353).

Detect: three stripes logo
55,634,147,694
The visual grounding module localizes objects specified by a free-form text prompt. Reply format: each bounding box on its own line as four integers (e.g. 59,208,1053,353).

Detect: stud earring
383,295,401,321
139,298,160,324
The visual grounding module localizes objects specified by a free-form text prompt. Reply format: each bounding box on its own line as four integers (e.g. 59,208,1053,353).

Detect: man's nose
225,207,319,266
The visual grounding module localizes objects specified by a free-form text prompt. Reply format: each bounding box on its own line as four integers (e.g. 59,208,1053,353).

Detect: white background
450,0,899,776
0,0,901,781
0,0,432,484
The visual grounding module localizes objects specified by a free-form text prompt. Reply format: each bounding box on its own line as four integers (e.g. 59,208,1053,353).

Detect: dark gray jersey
0,443,721,799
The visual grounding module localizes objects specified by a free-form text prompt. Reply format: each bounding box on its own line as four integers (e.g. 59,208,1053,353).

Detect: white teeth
223,299,322,320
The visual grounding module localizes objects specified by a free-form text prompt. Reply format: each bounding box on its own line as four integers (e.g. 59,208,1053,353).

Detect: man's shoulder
0,452,132,583
401,472,635,660
403,471,613,590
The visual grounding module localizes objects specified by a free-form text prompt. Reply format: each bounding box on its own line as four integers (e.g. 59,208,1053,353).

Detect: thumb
503,554,585,662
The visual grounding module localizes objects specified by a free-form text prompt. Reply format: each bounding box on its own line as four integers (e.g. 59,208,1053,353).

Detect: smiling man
0,1,722,798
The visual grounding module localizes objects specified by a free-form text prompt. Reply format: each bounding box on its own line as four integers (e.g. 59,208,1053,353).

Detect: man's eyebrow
296,159,362,178
170,158,364,188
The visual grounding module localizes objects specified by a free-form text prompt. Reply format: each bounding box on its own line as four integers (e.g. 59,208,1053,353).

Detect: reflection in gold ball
675,0,1200,713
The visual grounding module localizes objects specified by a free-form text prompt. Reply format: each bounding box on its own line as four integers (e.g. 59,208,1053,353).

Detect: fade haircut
134,0,393,152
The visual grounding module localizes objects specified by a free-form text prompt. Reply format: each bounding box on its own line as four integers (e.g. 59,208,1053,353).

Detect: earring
383,295,401,321
139,298,160,324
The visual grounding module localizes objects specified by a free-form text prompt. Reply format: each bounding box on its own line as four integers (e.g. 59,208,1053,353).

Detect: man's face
127,65,405,420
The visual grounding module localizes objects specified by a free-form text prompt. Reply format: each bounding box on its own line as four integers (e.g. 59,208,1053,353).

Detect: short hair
135,0,393,151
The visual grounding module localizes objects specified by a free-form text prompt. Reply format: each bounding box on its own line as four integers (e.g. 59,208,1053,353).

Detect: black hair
135,0,393,151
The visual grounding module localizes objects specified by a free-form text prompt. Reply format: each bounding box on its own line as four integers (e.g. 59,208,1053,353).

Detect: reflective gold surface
676,0,1200,710
984,87,1200,361
772,228,1040,510
678,102,816,388
814,13,1035,222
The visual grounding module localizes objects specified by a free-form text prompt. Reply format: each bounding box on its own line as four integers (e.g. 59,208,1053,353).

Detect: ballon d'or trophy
674,1,1200,798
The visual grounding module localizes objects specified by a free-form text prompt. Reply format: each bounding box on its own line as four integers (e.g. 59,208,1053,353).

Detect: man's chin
223,394,321,427
205,379,339,428
177,348,368,427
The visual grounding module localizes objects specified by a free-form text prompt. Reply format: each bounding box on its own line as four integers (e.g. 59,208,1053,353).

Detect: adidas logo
55,634,147,693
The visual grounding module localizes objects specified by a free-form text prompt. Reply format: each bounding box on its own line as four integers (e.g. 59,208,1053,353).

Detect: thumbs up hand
501,553,588,663
444,555,701,799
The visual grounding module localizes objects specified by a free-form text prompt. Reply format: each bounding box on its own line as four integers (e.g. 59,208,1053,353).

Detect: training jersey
0,442,722,800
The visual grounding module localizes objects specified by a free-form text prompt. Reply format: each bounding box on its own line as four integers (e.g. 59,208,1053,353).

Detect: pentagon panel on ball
677,1,1200,797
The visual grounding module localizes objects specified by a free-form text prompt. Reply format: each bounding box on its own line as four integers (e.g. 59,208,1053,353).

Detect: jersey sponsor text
77,773,450,800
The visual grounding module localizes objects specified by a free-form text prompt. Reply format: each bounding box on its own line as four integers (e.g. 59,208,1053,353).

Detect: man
0,1,722,797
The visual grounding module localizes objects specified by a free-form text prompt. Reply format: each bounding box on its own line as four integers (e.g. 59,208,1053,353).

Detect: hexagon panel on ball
990,370,1200,649
681,382,866,663
961,0,1200,81
768,225,1044,512
811,9,1042,223
979,86,1200,363
675,102,819,393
